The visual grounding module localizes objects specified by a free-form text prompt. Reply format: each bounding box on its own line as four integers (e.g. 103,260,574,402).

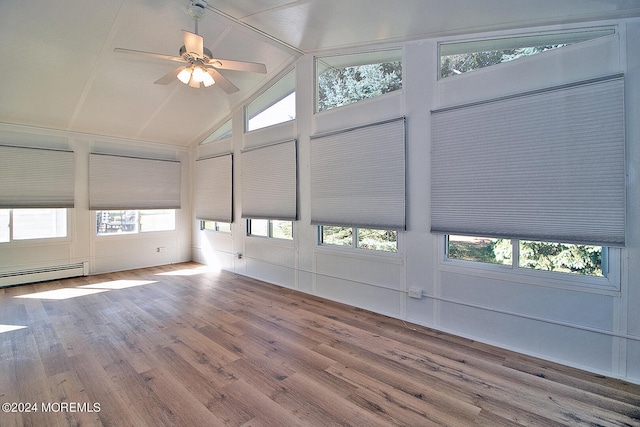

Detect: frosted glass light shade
177,68,192,84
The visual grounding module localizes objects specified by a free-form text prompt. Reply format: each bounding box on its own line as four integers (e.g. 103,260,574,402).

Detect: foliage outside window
446,235,605,277
247,219,293,240
96,210,175,235
246,69,296,132
316,50,402,112
0,209,67,243
439,28,615,78
321,226,398,253
201,220,231,233
201,118,232,144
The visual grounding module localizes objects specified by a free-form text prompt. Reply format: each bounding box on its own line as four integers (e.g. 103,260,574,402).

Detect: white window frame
438,27,616,79
0,208,70,244
318,226,401,255
439,235,621,295
95,210,176,236
200,220,231,233
200,118,232,145
245,69,296,132
247,219,294,240
315,49,403,113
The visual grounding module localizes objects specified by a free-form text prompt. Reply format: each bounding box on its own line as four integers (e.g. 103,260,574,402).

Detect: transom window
316,49,402,112
439,28,615,78
201,118,232,144
246,69,296,132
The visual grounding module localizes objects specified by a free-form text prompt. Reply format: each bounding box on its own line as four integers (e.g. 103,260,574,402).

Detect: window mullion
9,209,13,242
512,239,519,270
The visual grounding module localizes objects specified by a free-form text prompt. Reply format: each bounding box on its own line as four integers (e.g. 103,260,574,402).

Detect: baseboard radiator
0,262,88,287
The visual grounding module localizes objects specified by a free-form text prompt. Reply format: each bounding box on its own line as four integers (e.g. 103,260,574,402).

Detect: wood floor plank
1,262,639,426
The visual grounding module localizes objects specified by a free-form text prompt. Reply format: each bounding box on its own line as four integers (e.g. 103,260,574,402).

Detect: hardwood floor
1,262,639,426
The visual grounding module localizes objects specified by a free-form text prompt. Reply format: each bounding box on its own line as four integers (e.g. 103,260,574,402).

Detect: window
96,210,175,235
201,220,231,233
316,50,402,112
431,76,625,247
247,219,293,240
446,235,606,278
0,209,67,243
240,140,297,221
310,119,406,231
439,28,615,78
201,118,232,144
320,226,397,253
246,69,296,132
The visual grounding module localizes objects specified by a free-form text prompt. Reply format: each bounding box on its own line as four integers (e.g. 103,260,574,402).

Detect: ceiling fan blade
182,30,204,57
207,59,267,74
154,67,184,85
208,68,239,94
114,47,186,63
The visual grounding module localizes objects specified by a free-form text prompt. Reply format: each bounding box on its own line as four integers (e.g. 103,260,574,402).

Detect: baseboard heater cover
0,262,88,287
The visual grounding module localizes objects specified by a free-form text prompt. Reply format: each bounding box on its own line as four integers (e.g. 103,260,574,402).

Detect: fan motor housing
180,45,213,62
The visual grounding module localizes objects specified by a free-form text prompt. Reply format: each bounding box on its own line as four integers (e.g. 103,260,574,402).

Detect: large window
446,235,607,278
320,226,397,253
0,209,68,243
431,76,625,247
246,69,296,132
439,28,615,78
247,219,293,240
96,210,175,235
316,50,402,112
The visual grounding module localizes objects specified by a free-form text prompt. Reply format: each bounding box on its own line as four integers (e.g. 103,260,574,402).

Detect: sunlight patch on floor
0,324,27,334
80,280,157,290
15,288,108,300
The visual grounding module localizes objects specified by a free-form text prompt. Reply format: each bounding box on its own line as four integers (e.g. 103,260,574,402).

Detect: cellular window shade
89,154,181,210
241,140,297,220
431,75,625,246
0,146,75,208
310,118,406,230
195,154,233,222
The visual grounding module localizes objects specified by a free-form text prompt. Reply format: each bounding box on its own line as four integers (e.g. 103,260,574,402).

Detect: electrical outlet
157,247,166,252
408,288,423,299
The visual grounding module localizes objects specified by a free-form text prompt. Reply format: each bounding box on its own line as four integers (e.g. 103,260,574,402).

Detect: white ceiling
0,0,638,147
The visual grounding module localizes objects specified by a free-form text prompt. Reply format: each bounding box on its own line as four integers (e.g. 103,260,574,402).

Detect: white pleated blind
310,118,406,230
241,140,297,220
0,145,75,208
89,154,181,210
431,75,625,246
195,154,233,222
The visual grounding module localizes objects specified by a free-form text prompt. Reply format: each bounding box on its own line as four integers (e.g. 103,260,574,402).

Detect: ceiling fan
113,0,267,94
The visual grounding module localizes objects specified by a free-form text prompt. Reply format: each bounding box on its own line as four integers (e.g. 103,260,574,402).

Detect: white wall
0,125,192,279
194,18,640,384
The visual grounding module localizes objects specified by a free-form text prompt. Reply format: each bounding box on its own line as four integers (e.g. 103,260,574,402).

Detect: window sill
438,258,620,296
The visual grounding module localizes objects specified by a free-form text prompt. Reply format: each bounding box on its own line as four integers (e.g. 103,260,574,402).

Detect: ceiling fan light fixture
202,71,215,87
188,76,201,88
192,66,206,83
177,68,192,84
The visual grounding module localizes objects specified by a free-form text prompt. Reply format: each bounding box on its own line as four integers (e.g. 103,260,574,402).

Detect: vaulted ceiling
1,0,638,146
